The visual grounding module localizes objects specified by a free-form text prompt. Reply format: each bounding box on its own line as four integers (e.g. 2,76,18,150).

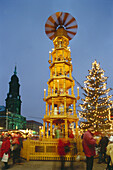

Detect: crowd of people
0,131,23,169
1,128,113,170
82,125,113,170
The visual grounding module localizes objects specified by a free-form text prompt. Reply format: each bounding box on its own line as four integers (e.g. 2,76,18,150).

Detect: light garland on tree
78,60,113,132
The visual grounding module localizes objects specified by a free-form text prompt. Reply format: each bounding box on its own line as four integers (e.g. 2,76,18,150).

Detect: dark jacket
99,136,109,153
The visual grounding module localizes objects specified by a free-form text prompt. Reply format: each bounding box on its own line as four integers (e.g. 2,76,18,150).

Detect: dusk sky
0,0,113,123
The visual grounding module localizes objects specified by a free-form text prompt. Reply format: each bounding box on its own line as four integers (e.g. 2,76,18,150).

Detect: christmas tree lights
79,60,113,132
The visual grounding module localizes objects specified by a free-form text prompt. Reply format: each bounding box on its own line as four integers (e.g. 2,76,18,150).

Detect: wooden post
73,100,76,116
56,49,58,60
57,80,59,91
63,63,65,75
71,81,74,95
64,97,66,116
49,104,50,116
47,122,49,138
64,79,66,94
55,64,56,76
43,121,45,138
50,119,53,139
65,119,68,139
76,121,78,140
69,65,72,77
53,80,55,95
26,138,30,161
52,98,54,115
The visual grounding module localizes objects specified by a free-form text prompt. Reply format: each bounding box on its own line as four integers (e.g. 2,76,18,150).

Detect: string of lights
78,60,113,132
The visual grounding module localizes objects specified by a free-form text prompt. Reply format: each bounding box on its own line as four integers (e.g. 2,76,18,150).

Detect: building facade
26,120,43,133
0,106,6,129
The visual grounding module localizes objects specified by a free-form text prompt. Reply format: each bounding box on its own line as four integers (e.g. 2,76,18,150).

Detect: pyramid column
73,100,76,116
50,119,53,139
43,121,45,138
65,119,68,139
47,122,49,138
64,97,66,115
52,98,54,115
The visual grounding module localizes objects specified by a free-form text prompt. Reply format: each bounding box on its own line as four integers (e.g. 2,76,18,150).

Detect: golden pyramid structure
42,12,80,140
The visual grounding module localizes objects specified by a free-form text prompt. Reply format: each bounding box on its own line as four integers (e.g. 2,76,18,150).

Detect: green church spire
14,66,17,75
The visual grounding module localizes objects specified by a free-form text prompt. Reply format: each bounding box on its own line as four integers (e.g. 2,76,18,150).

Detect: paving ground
0,158,107,170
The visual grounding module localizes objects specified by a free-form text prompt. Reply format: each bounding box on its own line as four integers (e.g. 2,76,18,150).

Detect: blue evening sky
0,0,113,123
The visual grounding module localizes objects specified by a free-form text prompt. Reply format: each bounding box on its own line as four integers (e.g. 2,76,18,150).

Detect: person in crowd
0,133,3,148
68,128,77,170
0,133,10,169
17,132,23,163
98,133,109,163
12,132,23,164
82,125,96,170
57,138,70,170
106,135,113,170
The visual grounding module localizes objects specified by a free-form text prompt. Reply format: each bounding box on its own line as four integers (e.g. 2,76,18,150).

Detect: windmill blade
66,25,78,29
56,12,63,25
49,34,55,40
48,16,58,27
57,16,62,26
45,30,56,34
67,35,72,41
67,30,77,36
62,13,69,25
45,23,55,29
64,17,76,27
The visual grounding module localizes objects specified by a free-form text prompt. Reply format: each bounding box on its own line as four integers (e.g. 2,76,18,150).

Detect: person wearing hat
106,136,113,170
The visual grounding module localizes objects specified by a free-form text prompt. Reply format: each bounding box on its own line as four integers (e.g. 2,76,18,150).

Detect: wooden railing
20,137,84,161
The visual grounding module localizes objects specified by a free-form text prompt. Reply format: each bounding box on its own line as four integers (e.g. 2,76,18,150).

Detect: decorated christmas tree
79,60,112,132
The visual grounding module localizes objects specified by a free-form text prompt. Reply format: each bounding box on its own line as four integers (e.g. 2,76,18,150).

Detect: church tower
5,66,22,115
